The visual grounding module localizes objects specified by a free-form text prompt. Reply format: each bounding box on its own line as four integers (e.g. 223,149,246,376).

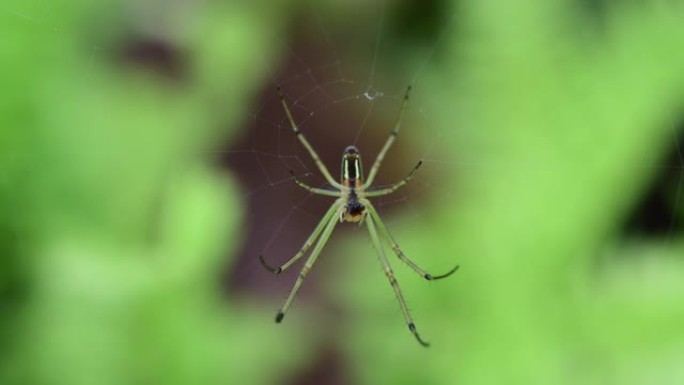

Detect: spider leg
363,85,412,188
364,160,423,197
365,212,430,347
259,202,340,274
277,87,343,189
365,202,459,280
274,202,341,323
289,171,340,197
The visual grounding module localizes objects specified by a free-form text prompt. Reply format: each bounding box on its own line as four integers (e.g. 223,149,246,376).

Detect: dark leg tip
408,322,430,347
429,264,460,280
258,255,282,275
275,311,284,323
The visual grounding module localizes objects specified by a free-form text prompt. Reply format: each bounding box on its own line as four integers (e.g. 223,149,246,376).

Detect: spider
259,85,459,347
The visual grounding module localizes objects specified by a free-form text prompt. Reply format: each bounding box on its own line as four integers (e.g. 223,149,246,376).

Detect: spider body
341,145,363,187
341,193,365,223
260,86,459,347
340,146,366,222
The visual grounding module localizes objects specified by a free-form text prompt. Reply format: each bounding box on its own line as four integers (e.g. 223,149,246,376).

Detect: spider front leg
365,212,430,347
273,202,341,323
365,202,459,280
259,203,339,274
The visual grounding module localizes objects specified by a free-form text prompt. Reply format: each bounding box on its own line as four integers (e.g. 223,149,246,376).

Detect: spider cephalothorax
259,86,459,347
342,193,366,223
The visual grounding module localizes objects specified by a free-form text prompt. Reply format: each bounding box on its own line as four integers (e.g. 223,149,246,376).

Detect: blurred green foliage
1,1,309,384
2,1,684,385
339,2,684,385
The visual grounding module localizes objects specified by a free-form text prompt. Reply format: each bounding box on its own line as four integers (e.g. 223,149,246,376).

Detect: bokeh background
3,0,684,384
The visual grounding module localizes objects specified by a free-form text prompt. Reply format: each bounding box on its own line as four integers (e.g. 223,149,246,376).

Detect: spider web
5,0,683,312
214,1,684,302
5,1,684,383
219,2,464,299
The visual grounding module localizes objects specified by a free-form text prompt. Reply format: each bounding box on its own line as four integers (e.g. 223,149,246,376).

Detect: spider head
343,200,366,222
341,145,363,186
